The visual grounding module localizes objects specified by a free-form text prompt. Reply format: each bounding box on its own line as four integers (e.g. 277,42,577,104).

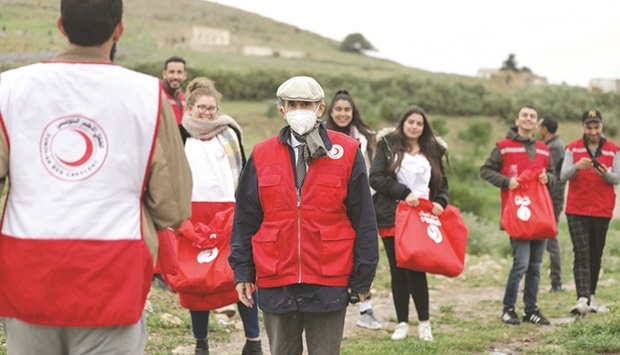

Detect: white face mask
286,108,318,135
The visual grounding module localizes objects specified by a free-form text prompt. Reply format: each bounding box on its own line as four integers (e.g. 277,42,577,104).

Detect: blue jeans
503,238,547,313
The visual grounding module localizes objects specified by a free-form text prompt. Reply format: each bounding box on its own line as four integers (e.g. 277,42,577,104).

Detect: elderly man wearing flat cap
561,109,620,316
229,76,379,354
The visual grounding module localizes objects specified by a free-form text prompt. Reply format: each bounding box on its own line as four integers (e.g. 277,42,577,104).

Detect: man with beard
561,109,620,315
162,56,188,124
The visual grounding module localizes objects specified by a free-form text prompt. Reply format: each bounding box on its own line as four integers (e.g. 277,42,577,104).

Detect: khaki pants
1,314,146,355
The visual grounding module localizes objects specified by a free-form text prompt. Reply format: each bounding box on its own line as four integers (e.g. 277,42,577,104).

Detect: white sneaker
357,310,382,330
418,322,433,341
571,297,589,315
588,295,597,313
391,322,409,340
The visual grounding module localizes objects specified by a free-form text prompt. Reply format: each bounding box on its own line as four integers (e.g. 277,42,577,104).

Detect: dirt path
171,276,576,355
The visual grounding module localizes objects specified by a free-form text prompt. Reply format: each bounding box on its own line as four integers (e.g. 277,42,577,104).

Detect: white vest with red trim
0,62,160,326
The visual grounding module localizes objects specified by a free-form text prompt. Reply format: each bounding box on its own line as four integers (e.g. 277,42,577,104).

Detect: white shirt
396,152,431,199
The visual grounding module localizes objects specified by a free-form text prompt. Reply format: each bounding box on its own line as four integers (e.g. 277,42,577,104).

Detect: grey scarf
182,113,242,140
292,121,328,161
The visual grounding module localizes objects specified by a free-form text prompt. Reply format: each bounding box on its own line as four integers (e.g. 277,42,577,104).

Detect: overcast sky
206,0,620,88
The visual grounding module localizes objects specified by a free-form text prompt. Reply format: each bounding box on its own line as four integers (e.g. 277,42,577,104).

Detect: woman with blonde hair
179,77,263,355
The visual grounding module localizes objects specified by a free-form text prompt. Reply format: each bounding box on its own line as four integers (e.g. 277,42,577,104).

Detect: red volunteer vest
497,138,550,213
164,88,185,125
251,131,359,288
565,139,618,217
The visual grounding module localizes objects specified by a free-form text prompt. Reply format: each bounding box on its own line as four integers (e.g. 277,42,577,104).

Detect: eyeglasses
195,105,219,114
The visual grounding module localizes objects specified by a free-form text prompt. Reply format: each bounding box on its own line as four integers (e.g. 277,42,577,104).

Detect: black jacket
369,134,449,228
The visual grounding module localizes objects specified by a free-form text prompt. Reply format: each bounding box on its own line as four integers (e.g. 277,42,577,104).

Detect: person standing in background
561,109,620,315
480,105,555,326
0,0,192,353
162,56,188,124
230,76,378,355
153,55,190,292
369,105,448,341
325,89,381,330
537,116,565,292
179,77,263,355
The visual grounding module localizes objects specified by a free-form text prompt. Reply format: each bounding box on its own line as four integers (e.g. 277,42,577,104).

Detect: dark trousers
382,236,430,322
546,207,562,286
263,308,346,355
566,214,610,299
190,290,260,339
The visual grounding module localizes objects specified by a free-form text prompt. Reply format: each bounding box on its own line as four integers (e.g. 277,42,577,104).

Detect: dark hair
164,56,186,70
60,0,122,47
388,105,446,194
325,89,376,161
540,116,559,134
517,105,537,117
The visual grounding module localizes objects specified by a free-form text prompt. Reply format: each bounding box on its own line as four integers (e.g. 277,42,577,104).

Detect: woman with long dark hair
369,105,448,342
324,89,381,330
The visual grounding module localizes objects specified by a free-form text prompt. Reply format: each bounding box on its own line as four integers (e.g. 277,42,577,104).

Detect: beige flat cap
276,76,324,101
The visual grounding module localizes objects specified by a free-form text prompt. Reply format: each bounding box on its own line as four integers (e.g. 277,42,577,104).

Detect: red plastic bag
500,168,557,239
395,199,468,277
164,207,236,298
153,228,178,275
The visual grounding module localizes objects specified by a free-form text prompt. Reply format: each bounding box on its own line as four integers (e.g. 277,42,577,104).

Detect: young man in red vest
0,1,192,353
480,105,556,326
229,76,379,354
162,56,187,124
561,109,620,315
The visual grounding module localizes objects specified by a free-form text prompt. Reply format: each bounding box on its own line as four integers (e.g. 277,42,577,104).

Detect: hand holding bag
395,199,468,277
500,168,557,239
163,207,237,301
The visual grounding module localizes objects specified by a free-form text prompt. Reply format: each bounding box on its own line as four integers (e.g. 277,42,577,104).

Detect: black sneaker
523,309,551,325
501,309,520,325
242,340,263,355
195,338,209,355
550,283,562,293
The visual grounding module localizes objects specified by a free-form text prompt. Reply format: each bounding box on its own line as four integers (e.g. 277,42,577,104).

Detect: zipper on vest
297,198,302,283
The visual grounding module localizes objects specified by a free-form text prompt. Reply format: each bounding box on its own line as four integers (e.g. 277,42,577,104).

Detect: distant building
242,46,306,59
588,79,620,93
476,67,548,88
158,26,230,50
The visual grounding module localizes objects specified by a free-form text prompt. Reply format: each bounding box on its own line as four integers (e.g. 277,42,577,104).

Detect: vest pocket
320,226,356,276
258,174,283,209
314,174,345,209
252,227,280,277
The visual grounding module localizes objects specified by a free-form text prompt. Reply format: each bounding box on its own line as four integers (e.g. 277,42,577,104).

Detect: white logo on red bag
427,224,443,243
514,195,532,221
197,247,218,263
420,211,443,244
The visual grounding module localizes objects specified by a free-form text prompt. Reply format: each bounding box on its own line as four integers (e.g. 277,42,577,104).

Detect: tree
457,120,492,155
340,33,376,54
501,53,518,72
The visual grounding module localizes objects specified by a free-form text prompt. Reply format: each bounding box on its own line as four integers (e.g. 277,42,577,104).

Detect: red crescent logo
56,129,94,167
